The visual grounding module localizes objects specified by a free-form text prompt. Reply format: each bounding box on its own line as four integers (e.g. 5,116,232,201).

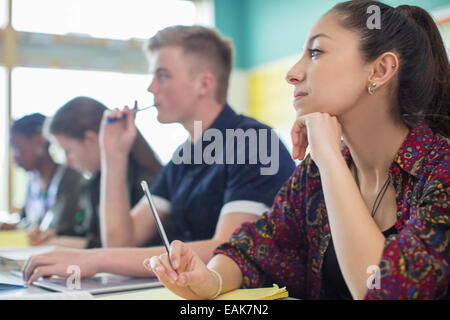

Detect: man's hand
99,106,137,161
27,227,56,246
22,249,98,285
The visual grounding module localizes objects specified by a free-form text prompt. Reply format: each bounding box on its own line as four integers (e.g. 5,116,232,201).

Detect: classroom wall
214,0,450,136
216,0,450,69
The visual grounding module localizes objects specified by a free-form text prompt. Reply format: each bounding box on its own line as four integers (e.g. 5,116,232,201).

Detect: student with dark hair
5,113,85,247
43,96,163,248
147,1,449,300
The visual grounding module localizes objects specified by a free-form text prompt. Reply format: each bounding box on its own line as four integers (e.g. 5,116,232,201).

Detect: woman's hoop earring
368,82,377,95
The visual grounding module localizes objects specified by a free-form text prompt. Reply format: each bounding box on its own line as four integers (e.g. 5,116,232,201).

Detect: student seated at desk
40,96,163,249
4,113,85,246
147,1,449,300
22,25,295,282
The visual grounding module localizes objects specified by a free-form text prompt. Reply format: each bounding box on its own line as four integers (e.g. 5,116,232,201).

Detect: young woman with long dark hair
148,1,449,300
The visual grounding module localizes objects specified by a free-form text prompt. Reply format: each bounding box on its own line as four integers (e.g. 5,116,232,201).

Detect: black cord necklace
354,166,391,218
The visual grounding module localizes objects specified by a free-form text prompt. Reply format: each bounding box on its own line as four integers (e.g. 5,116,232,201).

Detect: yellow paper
0,230,30,247
216,284,288,300
97,287,183,300
97,284,288,300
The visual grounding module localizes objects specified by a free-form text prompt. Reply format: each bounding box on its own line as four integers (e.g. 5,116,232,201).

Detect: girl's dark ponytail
396,5,449,137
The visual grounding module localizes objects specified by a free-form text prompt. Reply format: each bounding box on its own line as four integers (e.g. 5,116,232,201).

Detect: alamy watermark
66,265,81,290
366,5,381,30
172,121,280,176
366,265,381,290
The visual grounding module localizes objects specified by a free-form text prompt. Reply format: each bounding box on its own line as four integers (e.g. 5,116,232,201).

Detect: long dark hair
47,96,162,175
48,96,106,140
329,0,449,136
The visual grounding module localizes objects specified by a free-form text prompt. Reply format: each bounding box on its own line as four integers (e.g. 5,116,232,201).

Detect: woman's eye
308,48,322,58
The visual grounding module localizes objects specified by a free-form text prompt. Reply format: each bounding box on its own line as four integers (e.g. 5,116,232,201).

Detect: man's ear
197,72,216,99
368,51,399,89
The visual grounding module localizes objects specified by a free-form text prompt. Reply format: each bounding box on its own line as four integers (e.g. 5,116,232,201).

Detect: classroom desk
0,269,163,300
0,270,156,300
0,244,93,299
0,245,292,300
0,244,164,300
0,271,61,299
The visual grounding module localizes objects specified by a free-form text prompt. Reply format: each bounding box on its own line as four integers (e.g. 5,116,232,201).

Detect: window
4,0,213,211
0,67,7,211
13,0,197,40
0,0,6,28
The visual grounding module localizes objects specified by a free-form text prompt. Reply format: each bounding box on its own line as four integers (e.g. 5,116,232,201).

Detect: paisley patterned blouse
214,122,449,299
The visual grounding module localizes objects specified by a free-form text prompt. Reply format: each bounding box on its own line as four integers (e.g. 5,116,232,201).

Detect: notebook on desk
97,283,289,300
9,270,162,295
0,230,30,247
0,271,27,290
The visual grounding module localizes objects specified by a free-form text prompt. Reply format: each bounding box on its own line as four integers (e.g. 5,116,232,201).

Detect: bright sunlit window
12,0,197,40
0,67,7,211
3,0,213,211
12,67,188,164
0,0,6,28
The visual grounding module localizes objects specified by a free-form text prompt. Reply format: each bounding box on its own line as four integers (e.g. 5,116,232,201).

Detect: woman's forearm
318,156,385,299
207,254,243,296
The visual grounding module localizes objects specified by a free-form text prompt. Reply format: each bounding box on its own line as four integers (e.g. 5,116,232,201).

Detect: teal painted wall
214,0,250,68
215,0,450,69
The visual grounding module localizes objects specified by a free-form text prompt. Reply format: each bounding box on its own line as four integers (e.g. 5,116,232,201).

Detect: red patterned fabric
214,122,449,299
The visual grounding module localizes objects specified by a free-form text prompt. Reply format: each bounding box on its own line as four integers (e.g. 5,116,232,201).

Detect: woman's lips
294,91,308,101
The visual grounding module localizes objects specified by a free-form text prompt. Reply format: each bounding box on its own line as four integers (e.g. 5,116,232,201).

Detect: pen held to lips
106,101,156,124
